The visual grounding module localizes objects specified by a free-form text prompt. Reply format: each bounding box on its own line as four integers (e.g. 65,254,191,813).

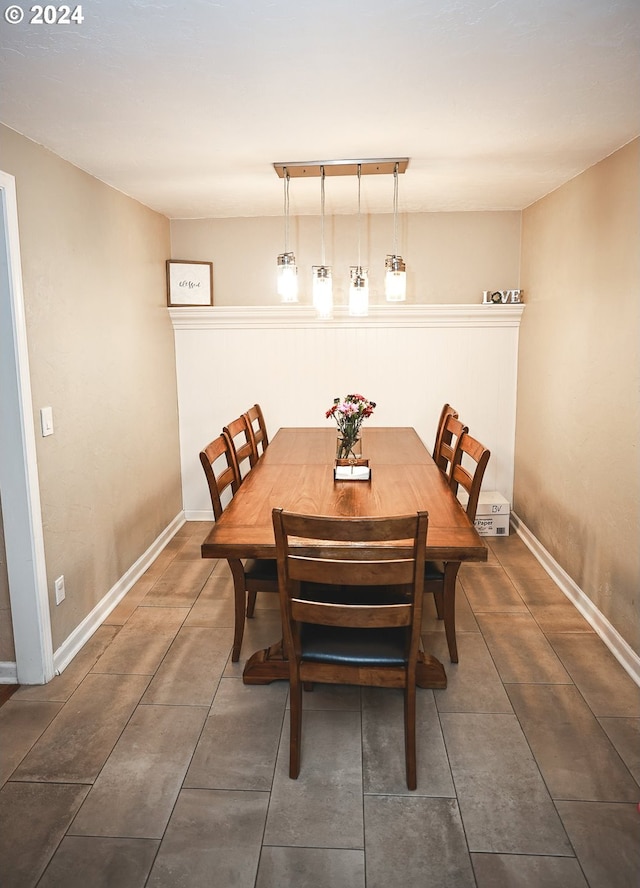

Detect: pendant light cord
320,165,326,266
357,163,362,269
393,162,399,257
283,168,290,254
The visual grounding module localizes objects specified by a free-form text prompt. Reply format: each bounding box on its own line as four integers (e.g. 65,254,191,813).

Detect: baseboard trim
52,512,186,676
511,512,640,687
184,509,214,521
0,661,18,683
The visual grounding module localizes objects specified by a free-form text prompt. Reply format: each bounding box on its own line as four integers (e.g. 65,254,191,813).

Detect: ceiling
1,0,638,218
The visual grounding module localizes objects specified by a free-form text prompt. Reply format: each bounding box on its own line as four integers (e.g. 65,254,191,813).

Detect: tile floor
1,521,639,888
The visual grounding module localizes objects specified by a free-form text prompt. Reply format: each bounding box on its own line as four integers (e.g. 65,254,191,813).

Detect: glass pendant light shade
384,254,406,302
277,252,298,302
385,163,407,302
349,266,369,316
312,265,333,318
277,170,298,303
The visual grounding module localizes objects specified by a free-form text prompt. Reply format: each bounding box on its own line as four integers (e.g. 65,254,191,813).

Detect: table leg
416,651,447,689
242,639,289,684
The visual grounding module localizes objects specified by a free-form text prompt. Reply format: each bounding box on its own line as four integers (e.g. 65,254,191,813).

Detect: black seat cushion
300,624,409,667
425,560,444,581
244,558,278,582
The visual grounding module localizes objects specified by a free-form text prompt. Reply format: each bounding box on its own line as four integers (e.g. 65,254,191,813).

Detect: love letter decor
482,289,523,304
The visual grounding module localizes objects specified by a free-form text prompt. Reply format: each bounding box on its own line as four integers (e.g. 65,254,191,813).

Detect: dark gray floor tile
222,612,284,678
476,613,572,683
528,602,594,634
471,852,588,887
364,795,475,888
0,781,89,888
12,673,149,783
183,581,235,628
490,538,551,582
422,584,479,634
12,626,120,702
70,704,207,838
362,686,455,796
105,578,157,625
598,717,640,784
147,788,268,888
185,678,288,790
506,683,640,801
556,800,640,888
425,631,513,714
264,709,363,849
289,682,361,711
511,576,576,606
0,699,63,785
546,633,640,716
460,565,528,613
37,836,159,888
141,558,214,607
141,626,230,706
440,712,572,854
91,606,189,674
256,847,365,888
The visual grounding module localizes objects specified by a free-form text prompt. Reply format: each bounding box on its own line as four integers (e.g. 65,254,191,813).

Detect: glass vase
336,436,362,461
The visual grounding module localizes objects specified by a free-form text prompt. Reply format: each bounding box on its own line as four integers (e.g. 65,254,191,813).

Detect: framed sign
166,260,213,306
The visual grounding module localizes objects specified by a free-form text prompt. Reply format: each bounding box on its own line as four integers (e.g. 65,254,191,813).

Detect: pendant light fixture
349,163,369,317
276,168,298,303
312,166,333,319
385,162,407,302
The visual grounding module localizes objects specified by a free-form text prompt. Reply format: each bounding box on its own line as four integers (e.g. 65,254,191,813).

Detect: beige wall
171,210,521,305
516,139,640,652
0,125,182,652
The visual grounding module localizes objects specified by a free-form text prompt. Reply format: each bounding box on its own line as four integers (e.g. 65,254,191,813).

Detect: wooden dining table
201,426,487,688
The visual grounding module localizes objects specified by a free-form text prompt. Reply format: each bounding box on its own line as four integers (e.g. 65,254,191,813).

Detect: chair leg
404,682,417,791
289,674,303,779
442,562,461,663
246,589,257,617
433,587,444,620
228,559,247,662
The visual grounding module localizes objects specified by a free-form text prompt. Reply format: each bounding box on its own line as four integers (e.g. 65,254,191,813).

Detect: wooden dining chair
425,430,490,663
272,508,429,790
223,415,255,482
199,434,279,661
432,403,458,464
243,403,269,465
433,412,468,478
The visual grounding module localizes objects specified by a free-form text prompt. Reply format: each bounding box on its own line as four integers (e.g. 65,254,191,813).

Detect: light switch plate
40,406,54,436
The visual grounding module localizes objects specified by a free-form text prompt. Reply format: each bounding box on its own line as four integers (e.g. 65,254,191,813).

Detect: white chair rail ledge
169,303,525,330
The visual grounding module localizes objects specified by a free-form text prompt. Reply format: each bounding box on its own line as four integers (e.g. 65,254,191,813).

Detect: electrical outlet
54,575,65,605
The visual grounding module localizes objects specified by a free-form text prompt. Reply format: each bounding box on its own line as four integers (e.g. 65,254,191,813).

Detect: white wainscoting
170,304,524,519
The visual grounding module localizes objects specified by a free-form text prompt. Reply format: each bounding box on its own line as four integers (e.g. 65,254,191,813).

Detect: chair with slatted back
223,414,256,482
425,431,490,663
272,508,429,790
199,434,279,661
433,413,468,478
243,403,269,466
432,403,458,465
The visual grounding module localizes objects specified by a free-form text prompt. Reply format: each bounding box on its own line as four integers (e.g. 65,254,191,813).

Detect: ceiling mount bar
273,158,409,178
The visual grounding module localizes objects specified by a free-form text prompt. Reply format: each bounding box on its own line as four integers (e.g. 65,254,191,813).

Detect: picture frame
166,260,213,307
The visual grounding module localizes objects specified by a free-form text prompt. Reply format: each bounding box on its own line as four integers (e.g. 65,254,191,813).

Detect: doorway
0,170,53,684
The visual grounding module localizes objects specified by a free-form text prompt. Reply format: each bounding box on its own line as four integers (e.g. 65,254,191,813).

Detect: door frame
0,169,53,684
